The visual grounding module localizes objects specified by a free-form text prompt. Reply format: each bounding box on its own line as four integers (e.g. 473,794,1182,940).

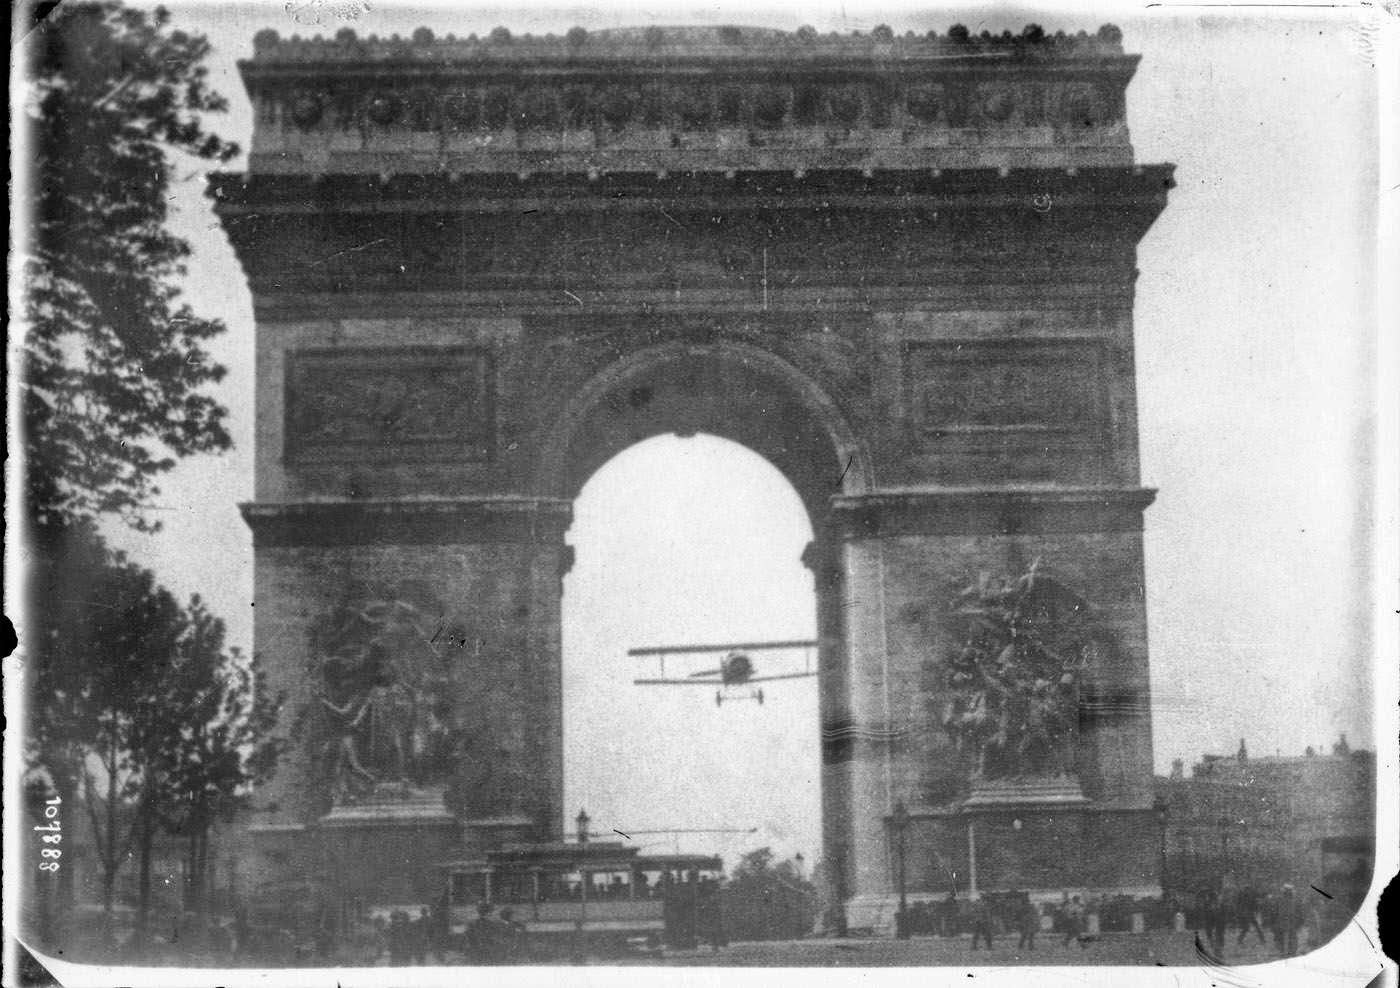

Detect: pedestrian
370,915,388,964
1061,895,1084,948
1235,885,1267,946
940,891,959,938
233,904,250,958
1197,889,1226,956
469,902,509,965
410,907,431,964
1016,897,1040,951
1275,884,1302,957
969,896,995,951
499,907,525,962
387,910,410,966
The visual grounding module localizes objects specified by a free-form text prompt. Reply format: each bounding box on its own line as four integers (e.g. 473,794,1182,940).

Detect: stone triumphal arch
214,23,1173,925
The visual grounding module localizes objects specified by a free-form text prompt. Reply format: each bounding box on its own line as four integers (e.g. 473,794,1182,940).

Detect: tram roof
436,842,723,871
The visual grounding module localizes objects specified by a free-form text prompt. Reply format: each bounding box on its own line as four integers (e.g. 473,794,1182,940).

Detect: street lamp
890,800,910,940
576,808,591,845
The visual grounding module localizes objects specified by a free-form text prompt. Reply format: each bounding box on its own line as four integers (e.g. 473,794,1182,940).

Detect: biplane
630,639,818,705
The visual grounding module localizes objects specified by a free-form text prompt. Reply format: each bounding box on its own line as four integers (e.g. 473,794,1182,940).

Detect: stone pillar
830,487,1160,922
804,537,854,926
243,497,572,900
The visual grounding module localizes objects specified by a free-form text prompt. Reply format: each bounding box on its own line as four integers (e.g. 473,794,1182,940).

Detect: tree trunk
193,825,210,922
50,771,79,944
102,755,119,917
135,788,153,946
185,830,198,914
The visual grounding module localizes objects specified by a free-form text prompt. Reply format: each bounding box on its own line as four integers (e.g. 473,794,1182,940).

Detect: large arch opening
541,341,864,889
562,434,819,863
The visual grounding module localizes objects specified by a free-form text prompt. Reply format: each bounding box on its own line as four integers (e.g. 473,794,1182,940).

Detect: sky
69,0,1386,868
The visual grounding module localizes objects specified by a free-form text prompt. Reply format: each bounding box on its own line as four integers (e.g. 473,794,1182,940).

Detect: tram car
441,839,723,957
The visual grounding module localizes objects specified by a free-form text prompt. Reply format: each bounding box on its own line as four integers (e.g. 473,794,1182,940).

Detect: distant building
1155,736,1375,896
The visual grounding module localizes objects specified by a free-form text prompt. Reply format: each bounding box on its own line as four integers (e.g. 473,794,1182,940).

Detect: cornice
244,280,1142,321
210,164,1174,210
241,497,573,547
826,486,1156,538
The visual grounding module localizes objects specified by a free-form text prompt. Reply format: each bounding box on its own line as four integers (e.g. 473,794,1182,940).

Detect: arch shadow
534,340,872,524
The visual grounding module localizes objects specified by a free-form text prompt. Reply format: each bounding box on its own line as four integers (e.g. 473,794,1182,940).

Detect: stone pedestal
317,787,460,906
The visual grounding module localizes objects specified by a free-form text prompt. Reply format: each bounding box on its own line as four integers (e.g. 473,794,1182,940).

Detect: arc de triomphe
213,23,1173,925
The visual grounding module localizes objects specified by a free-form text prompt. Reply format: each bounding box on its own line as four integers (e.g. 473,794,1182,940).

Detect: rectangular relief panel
284,346,494,463
905,339,1109,483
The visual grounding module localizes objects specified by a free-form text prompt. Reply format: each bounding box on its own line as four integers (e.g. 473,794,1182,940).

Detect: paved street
614,931,1298,967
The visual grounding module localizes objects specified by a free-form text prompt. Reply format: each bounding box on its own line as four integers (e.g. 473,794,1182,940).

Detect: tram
441,839,723,955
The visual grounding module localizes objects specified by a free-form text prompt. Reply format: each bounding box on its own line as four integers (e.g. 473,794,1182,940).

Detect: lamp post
891,800,910,940
576,808,591,845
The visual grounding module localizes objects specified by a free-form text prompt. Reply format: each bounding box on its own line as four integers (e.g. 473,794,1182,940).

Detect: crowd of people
892,879,1335,958
1180,881,1322,959
898,890,1105,949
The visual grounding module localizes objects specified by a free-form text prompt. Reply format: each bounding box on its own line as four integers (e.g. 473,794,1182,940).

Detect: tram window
495,870,531,903
453,872,488,902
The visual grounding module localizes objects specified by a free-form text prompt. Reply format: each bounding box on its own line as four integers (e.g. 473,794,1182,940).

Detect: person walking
969,896,995,951
1061,896,1085,948
1275,884,1303,958
1235,885,1267,946
1198,889,1226,956
1016,897,1040,951
498,907,525,963
468,903,507,965
387,911,410,966
939,891,959,938
406,908,425,965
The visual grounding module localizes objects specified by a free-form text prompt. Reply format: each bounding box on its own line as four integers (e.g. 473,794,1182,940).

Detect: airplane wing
628,639,817,657
633,677,722,686
744,672,819,684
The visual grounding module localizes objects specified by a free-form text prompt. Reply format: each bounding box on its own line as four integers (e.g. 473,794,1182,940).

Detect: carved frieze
267,76,1126,139
309,580,457,801
243,24,1138,175
285,346,494,463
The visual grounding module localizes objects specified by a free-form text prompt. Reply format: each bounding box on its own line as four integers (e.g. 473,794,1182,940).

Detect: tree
25,534,187,918
724,848,818,941
25,530,283,944
23,523,112,922
21,1,237,532
136,598,283,935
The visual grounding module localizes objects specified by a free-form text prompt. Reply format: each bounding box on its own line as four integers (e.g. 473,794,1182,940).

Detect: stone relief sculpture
940,560,1102,781
310,583,456,800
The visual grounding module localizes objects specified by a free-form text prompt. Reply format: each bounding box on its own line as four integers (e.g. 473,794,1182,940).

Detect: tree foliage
940,560,1102,779
22,1,237,531
26,525,188,913
724,847,818,941
25,525,282,931
141,597,282,922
